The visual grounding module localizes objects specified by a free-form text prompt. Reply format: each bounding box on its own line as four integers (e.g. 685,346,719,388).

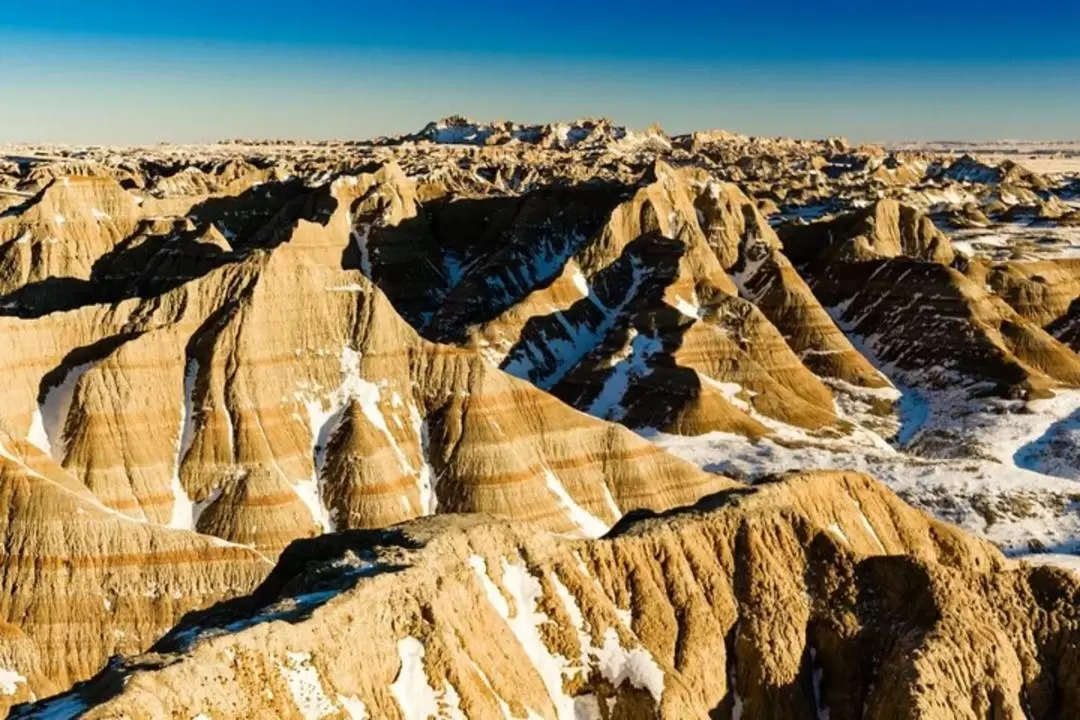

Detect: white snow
470,556,578,719
570,268,591,298
277,652,337,720
0,667,26,695
337,694,368,719
544,470,611,538
810,647,830,720
673,295,702,319
470,556,663,718
293,477,335,533
299,346,422,530
390,638,440,720
26,409,52,457
849,495,885,552
503,255,646,390
586,330,664,421
350,222,373,277
1018,554,1080,576
594,628,665,703
169,358,198,529
410,404,437,514
467,658,520,719
389,637,465,720
650,375,1080,560
947,222,1080,262
31,360,99,461
551,573,664,705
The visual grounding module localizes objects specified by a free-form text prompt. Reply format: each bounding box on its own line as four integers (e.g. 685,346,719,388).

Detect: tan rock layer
24,471,1079,719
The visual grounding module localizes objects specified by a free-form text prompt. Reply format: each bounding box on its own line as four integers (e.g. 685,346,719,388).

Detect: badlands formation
0,117,1079,717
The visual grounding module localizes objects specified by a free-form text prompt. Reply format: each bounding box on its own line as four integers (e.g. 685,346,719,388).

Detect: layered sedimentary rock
0,176,143,296
779,198,955,267
347,161,886,436
1,166,726,557
0,159,738,707
0,430,270,715
4,127,1080,716
20,471,1079,719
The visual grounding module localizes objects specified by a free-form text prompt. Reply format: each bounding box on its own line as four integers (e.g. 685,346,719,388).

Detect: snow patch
390,637,464,720
169,358,198,529
550,573,664,704
503,255,645,390
470,556,578,719
544,470,610,538
0,667,26,695
337,694,368,719
300,346,422,530
586,329,664,421
278,652,337,720
571,268,591,298
32,360,99,461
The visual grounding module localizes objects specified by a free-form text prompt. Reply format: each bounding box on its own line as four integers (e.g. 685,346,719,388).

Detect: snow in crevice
410,403,438,515
544,470,611,538
467,658,517,719
649,334,1080,561
30,359,99,461
469,556,663,719
729,238,772,301
826,523,849,546
350,221,373,278
0,436,153,527
0,667,26,696
390,637,465,720
673,292,703,319
847,494,885,552
192,485,224,530
586,329,664,421
278,652,337,720
337,694,368,719
169,357,199,529
299,346,420,531
469,556,578,719
550,572,665,705
598,482,622,521
810,647,830,720
502,255,646,391
570,268,591,298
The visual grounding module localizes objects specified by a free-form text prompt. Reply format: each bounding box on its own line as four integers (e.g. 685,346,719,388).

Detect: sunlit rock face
4,126,1080,716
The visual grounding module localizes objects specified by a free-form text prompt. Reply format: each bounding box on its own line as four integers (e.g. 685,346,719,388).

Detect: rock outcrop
3,128,1080,717
19,471,1079,719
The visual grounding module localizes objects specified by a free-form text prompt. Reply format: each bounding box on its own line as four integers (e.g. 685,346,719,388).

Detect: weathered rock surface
18,471,1079,719
4,127,1080,717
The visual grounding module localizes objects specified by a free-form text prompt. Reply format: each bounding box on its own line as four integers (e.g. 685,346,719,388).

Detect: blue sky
3,0,1079,143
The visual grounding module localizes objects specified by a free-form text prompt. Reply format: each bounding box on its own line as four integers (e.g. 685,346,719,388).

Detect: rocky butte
0,119,1079,718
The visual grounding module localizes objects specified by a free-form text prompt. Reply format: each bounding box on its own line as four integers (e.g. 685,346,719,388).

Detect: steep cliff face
21,471,1078,719
346,162,884,437
1,167,726,554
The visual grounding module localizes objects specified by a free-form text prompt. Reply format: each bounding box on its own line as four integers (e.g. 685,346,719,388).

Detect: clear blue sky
3,0,1079,143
